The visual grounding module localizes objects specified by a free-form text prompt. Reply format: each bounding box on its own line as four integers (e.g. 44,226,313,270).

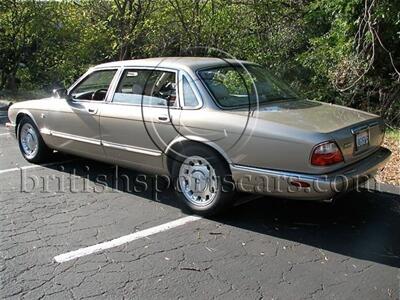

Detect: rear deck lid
253,99,384,166
253,100,378,133
328,119,385,165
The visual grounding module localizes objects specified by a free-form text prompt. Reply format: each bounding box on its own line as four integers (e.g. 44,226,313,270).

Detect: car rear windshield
198,64,299,108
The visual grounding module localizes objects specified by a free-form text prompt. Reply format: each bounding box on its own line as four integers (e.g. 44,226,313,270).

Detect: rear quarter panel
179,108,332,174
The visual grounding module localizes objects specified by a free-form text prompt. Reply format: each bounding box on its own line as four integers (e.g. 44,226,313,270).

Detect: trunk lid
253,100,378,133
252,100,385,166
327,118,385,166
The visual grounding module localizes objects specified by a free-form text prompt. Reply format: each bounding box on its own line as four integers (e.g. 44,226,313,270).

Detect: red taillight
311,141,344,166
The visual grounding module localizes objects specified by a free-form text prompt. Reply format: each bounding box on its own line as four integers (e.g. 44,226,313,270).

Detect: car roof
94,57,255,71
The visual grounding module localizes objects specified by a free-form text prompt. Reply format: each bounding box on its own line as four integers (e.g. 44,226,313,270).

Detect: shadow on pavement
216,190,400,268
32,156,400,269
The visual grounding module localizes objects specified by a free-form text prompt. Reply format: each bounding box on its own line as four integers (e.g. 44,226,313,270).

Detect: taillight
311,141,344,166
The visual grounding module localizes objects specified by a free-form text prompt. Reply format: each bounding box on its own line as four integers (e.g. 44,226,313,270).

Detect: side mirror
52,88,70,99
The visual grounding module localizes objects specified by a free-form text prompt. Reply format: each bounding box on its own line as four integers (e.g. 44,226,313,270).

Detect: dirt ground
377,132,400,186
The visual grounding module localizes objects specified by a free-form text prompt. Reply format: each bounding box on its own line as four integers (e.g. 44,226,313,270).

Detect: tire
171,144,235,216
17,116,52,163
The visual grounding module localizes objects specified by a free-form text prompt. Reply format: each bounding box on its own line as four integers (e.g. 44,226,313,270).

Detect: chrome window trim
105,67,124,103
67,68,93,94
109,66,181,109
179,71,203,110
67,67,120,104
100,102,182,110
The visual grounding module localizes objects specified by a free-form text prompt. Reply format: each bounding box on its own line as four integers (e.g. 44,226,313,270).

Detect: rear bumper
5,122,16,138
230,147,391,200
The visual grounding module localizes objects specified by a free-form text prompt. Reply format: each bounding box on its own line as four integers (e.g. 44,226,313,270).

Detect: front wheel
172,145,235,216
18,116,52,163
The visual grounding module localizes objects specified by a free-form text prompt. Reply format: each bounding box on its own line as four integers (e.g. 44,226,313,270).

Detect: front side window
198,64,298,108
113,69,177,107
70,69,117,101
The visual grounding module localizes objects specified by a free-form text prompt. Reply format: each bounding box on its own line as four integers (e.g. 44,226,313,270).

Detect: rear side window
113,69,177,107
182,76,200,108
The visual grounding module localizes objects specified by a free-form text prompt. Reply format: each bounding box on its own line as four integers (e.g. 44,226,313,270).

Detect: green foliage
299,0,400,123
214,70,254,95
0,0,399,126
386,129,400,141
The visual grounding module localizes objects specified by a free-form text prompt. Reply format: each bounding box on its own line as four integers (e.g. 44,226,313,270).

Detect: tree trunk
7,72,18,94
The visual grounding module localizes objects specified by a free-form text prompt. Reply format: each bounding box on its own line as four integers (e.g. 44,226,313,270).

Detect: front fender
13,109,41,130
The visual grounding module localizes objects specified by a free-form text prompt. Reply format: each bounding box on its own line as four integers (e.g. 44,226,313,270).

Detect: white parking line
0,159,77,175
0,132,10,136
54,215,202,263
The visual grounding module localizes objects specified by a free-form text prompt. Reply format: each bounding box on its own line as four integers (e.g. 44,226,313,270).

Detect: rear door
99,67,181,172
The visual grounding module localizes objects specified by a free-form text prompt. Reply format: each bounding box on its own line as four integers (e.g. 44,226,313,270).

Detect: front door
99,68,181,173
46,68,118,159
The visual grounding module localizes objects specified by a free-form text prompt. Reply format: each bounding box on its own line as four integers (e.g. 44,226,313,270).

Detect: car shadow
34,155,400,268
216,190,400,268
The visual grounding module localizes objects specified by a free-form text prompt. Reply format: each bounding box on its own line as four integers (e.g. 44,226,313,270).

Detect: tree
109,0,155,60
0,0,39,91
299,0,400,124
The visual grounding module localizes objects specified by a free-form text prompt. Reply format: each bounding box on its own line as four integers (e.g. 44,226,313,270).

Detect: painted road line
0,159,77,175
54,215,202,263
0,133,10,136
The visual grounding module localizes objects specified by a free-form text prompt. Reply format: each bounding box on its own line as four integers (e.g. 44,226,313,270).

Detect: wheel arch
164,136,232,174
16,110,39,129
15,110,43,141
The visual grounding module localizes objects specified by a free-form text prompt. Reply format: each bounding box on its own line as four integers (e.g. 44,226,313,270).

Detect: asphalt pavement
0,117,399,299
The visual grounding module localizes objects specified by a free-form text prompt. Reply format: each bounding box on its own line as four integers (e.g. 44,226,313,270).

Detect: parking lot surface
0,119,399,299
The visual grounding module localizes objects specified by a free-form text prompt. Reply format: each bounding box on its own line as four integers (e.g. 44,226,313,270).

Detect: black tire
171,144,236,216
17,116,52,163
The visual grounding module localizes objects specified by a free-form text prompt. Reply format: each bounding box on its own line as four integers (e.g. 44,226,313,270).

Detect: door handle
158,115,170,122
87,108,97,114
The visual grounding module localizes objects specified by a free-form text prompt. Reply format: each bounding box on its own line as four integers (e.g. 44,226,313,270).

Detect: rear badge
343,142,352,149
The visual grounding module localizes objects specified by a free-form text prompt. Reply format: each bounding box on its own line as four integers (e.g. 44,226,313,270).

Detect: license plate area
355,129,369,151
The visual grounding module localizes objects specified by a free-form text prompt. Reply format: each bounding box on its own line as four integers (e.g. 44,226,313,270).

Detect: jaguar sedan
6,57,391,215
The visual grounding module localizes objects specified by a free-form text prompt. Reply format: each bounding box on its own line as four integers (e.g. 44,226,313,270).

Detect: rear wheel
18,116,52,163
172,145,235,216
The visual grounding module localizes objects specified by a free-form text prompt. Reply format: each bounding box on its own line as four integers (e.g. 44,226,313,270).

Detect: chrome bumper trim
230,147,391,200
